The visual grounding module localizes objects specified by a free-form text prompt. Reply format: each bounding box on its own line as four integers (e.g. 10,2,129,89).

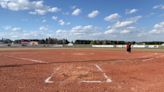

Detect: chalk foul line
18,57,45,63
95,64,103,72
6,55,46,63
95,64,112,83
142,58,154,62
142,54,164,62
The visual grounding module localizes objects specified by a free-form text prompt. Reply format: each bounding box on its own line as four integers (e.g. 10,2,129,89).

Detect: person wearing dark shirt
126,42,131,53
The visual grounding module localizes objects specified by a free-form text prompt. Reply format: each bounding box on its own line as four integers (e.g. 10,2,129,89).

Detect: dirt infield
0,48,164,92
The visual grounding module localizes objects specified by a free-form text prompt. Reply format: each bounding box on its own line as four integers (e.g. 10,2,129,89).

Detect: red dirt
0,48,164,92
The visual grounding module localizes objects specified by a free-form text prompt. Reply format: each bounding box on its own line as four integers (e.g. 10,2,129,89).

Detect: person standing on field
126,42,132,53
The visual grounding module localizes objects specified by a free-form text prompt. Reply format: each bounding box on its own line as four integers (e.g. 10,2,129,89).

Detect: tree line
74,40,164,45
75,40,135,45
0,38,69,44
0,38,164,45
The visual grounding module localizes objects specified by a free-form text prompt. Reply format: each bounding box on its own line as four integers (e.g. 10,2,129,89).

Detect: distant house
21,40,30,46
67,43,74,46
21,40,39,46
29,41,39,46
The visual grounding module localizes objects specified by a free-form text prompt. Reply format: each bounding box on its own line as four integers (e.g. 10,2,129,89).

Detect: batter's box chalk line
80,64,112,83
44,64,112,84
45,67,61,84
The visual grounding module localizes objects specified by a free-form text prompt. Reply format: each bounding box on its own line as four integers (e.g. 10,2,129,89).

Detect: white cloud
88,10,99,18
0,26,75,40
3,26,23,32
71,25,97,35
120,29,131,34
50,25,103,40
153,5,164,10
128,16,142,22
72,8,81,16
56,25,100,35
48,7,60,12
11,27,22,32
52,16,67,26
0,0,61,15
106,26,111,29
114,21,134,29
126,9,138,14
105,16,142,34
150,21,164,33
104,13,120,22
55,29,71,39
39,26,48,31
1,24,163,41
52,16,58,21
1,26,27,39
0,25,54,39
58,19,65,26
56,29,66,34
127,26,136,29
54,25,102,40
0,0,30,11
104,29,115,34
30,1,61,15
33,9,47,15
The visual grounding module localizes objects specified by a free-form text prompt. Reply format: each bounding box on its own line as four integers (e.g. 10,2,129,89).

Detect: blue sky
0,0,164,41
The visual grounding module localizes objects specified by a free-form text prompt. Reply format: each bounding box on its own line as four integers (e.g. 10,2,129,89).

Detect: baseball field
0,48,164,92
